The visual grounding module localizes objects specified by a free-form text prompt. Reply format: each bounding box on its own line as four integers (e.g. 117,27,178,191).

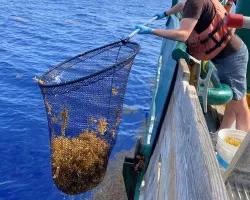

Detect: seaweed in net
36,40,140,195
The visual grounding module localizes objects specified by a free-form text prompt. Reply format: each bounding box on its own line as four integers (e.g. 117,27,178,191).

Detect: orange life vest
186,0,236,60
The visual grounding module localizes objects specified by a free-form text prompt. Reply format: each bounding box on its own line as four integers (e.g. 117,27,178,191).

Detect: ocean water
0,0,171,199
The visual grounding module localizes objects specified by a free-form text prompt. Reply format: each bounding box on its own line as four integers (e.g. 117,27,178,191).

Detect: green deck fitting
123,157,137,200
171,42,189,63
123,139,151,200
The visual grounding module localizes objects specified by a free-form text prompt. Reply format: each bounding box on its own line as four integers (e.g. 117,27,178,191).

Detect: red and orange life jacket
186,0,236,60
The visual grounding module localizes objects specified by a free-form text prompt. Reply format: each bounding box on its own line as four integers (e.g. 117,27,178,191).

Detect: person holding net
135,0,250,134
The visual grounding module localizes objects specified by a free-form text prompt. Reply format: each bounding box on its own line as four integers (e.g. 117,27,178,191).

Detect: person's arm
136,0,202,41
135,17,198,42
165,1,186,15
155,1,186,19
151,17,197,42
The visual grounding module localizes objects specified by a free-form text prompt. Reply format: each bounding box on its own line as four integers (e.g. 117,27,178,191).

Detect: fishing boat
122,0,250,199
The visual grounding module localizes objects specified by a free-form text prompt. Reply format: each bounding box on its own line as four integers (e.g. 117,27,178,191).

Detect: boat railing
137,41,230,199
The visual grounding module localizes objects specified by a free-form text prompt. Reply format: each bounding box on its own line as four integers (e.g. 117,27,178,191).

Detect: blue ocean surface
0,0,171,199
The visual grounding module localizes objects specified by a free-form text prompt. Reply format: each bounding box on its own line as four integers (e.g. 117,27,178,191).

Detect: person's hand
154,12,167,20
135,25,152,34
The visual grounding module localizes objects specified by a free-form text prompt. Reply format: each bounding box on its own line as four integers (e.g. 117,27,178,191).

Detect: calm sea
0,0,171,199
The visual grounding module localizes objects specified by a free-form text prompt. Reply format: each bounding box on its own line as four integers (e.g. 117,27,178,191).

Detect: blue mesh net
37,40,140,195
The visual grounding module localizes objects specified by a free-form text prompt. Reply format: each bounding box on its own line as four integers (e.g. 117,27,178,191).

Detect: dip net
36,40,140,195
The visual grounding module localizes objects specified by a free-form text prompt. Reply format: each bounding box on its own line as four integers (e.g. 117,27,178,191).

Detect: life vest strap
205,28,233,54
200,14,227,45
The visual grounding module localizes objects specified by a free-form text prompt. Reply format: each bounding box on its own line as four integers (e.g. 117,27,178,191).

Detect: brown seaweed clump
51,132,110,195
224,136,242,147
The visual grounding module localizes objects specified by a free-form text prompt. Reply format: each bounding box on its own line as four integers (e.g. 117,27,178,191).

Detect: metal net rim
38,40,140,88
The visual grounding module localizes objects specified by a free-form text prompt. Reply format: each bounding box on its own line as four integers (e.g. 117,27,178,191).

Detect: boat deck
201,94,250,200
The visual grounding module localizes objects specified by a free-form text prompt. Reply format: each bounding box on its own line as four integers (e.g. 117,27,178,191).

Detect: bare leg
219,95,250,132
218,102,236,131
235,96,250,132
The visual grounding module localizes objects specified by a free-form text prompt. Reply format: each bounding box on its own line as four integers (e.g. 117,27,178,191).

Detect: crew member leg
219,96,250,132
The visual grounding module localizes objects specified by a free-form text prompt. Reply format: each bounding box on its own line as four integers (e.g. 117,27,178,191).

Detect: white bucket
216,128,246,170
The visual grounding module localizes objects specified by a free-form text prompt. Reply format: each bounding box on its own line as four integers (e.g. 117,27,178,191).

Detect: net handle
122,16,158,42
